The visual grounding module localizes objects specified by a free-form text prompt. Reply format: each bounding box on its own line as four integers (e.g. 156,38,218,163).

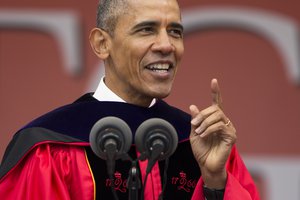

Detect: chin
151,89,171,99
144,83,173,99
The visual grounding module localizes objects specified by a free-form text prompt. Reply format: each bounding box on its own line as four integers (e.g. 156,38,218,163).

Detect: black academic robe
0,93,201,200
0,93,260,200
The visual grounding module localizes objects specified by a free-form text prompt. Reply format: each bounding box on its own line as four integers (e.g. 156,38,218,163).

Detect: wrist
201,169,227,189
203,186,225,200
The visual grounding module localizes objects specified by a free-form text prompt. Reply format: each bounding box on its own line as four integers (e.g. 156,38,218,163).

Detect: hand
189,78,237,189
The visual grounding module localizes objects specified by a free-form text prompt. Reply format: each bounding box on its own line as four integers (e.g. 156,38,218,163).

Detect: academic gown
0,93,260,200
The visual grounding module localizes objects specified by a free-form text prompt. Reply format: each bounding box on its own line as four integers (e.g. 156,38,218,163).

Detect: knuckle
201,120,207,127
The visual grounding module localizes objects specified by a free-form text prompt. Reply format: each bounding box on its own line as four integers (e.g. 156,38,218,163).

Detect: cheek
176,43,184,61
120,41,144,64
127,45,149,74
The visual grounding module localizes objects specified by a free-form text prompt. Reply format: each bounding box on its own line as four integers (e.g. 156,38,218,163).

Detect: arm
191,145,260,200
0,143,94,200
189,79,260,200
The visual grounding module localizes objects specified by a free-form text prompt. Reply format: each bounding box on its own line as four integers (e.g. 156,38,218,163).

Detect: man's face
105,0,184,106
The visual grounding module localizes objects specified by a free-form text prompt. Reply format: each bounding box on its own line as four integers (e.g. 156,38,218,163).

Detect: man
0,0,259,199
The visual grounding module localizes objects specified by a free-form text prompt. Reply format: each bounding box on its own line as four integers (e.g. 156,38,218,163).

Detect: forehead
123,0,181,25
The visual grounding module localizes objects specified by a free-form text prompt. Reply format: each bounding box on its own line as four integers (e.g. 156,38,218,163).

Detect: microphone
90,117,137,200
89,116,132,175
135,118,178,173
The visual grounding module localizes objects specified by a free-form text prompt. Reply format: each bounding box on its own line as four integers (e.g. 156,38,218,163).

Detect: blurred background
1,0,300,199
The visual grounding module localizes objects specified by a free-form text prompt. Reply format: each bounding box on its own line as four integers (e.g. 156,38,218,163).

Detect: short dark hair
96,0,129,36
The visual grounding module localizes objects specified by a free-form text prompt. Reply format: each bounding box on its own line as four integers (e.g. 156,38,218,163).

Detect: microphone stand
127,160,141,200
105,141,119,200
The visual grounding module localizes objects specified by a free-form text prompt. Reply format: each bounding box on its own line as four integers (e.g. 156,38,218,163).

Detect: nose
151,30,175,55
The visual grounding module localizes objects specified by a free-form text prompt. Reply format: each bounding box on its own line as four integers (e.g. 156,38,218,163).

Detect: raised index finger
211,78,223,108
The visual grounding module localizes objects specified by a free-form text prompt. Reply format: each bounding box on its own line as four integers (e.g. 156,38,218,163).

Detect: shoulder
155,100,191,141
156,99,190,122
22,93,96,129
0,127,87,181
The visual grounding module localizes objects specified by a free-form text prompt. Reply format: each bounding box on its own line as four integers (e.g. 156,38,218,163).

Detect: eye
139,27,155,34
168,28,183,38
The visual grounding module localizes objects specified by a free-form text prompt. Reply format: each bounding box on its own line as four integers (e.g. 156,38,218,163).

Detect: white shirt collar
93,77,156,107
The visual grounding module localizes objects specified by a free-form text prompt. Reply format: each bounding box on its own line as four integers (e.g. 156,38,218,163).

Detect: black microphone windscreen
89,116,132,160
135,118,178,161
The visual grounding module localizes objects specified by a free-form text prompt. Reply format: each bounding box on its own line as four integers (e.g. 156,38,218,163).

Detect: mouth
145,63,174,73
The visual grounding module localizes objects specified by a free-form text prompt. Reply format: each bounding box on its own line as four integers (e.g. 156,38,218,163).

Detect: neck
100,76,156,107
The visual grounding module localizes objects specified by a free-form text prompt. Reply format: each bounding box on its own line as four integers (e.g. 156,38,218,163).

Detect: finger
189,105,202,130
189,104,200,118
194,109,226,134
190,105,218,126
199,121,232,138
211,78,223,109
189,105,200,137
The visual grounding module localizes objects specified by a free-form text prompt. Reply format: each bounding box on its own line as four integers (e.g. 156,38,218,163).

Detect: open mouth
145,63,173,73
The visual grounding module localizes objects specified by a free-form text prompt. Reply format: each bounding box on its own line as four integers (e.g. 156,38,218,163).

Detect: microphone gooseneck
89,116,133,200
135,118,178,172
135,118,178,200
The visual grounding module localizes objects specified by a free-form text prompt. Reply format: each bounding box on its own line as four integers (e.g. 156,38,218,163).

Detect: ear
89,28,110,60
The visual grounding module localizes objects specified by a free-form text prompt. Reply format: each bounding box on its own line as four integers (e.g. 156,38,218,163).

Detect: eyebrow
169,22,184,32
131,20,184,32
131,21,158,31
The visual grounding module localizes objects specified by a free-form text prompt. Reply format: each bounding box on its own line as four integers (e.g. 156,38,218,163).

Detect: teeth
147,63,170,70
